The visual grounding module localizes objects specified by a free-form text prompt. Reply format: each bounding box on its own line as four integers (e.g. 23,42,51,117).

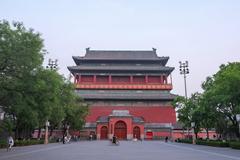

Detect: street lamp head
236,114,240,122
0,112,4,120
191,122,195,128
0,106,4,121
46,58,58,70
46,120,50,127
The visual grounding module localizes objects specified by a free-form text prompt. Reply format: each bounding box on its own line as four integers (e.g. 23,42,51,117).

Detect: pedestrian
7,135,14,151
165,136,168,143
89,134,93,141
112,134,116,144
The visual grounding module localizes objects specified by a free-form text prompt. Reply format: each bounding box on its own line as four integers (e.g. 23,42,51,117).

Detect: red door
100,126,108,139
133,126,141,139
114,121,127,139
146,131,153,140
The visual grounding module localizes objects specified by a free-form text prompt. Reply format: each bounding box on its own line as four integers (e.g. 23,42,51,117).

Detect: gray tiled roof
78,49,163,60
68,65,174,75
97,116,108,123
172,122,184,130
96,115,144,123
133,117,144,123
84,122,97,128
72,49,169,66
145,123,172,129
76,90,175,100
68,65,174,71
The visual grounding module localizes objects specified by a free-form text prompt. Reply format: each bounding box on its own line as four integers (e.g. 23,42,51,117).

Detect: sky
1,0,240,97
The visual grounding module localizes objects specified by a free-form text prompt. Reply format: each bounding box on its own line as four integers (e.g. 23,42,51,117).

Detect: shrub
175,139,192,144
229,142,240,150
15,139,44,146
0,139,7,148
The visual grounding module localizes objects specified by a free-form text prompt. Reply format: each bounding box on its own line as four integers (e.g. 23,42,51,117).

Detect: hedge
175,138,192,144
0,139,57,148
14,139,44,146
0,139,7,148
196,140,229,147
229,142,240,150
176,139,240,149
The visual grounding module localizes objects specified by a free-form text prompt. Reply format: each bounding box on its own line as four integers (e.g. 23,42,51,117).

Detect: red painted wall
81,75,93,82
112,76,130,83
148,76,161,83
96,76,108,83
86,106,176,123
133,76,145,83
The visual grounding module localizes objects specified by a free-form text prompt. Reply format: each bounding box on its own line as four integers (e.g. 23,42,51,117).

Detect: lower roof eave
82,98,174,101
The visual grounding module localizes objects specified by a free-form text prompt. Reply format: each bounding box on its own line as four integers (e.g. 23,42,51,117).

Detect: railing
75,83,172,90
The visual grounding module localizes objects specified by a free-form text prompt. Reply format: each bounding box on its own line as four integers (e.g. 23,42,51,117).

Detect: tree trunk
187,127,190,139
50,126,54,137
62,127,66,144
195,132,198,139
37,127,41,139
206,128,209,139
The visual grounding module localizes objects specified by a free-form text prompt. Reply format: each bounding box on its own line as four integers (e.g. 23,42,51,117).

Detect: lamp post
44,59,57,144
66,124,70,137
63,123,70,144
44,120,50,144
191,122,196,144
179,61,189,99
236,114,240,140
170,123,174,142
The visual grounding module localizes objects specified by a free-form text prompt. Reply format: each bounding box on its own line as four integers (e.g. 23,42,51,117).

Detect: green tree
0,20,88,139
198,94,216,139
32,69,65,138
173,93,203,139
61,82,88,138
202,62,240,138
0,20,45,138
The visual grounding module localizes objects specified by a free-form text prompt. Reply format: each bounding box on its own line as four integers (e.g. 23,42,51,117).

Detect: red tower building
68,48,176,140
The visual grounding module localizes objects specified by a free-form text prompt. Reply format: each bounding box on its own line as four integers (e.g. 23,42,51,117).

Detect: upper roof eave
72,56,169,65
67,66,175,75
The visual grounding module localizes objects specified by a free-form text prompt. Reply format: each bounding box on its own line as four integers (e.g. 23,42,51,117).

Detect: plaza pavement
0,140,240,160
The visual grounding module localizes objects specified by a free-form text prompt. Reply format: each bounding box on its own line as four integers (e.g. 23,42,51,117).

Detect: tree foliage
0,20,88,139
174,62,240,140
202,62,240,138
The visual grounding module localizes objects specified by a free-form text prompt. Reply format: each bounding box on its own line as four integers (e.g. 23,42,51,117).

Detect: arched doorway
133,126,140,139
114,121,127,139
100,126,108,139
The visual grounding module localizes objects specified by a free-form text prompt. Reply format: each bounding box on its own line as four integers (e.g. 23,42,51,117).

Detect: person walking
165,136,168,143
7,136,14,151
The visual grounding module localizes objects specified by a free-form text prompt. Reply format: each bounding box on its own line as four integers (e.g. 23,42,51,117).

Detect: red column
160,75,163,84
79,75,81,84
145,75,148,83
130,76,133,83
165,76,168,84
109,75,112,84
74,74,76,84
170,74,172,84
93,75,96,83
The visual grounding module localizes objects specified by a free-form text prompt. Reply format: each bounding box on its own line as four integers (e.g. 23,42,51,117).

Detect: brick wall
86,106,176,123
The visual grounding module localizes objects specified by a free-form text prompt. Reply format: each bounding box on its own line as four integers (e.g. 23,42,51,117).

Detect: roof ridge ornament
86,47,90,53
152,48,157,53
